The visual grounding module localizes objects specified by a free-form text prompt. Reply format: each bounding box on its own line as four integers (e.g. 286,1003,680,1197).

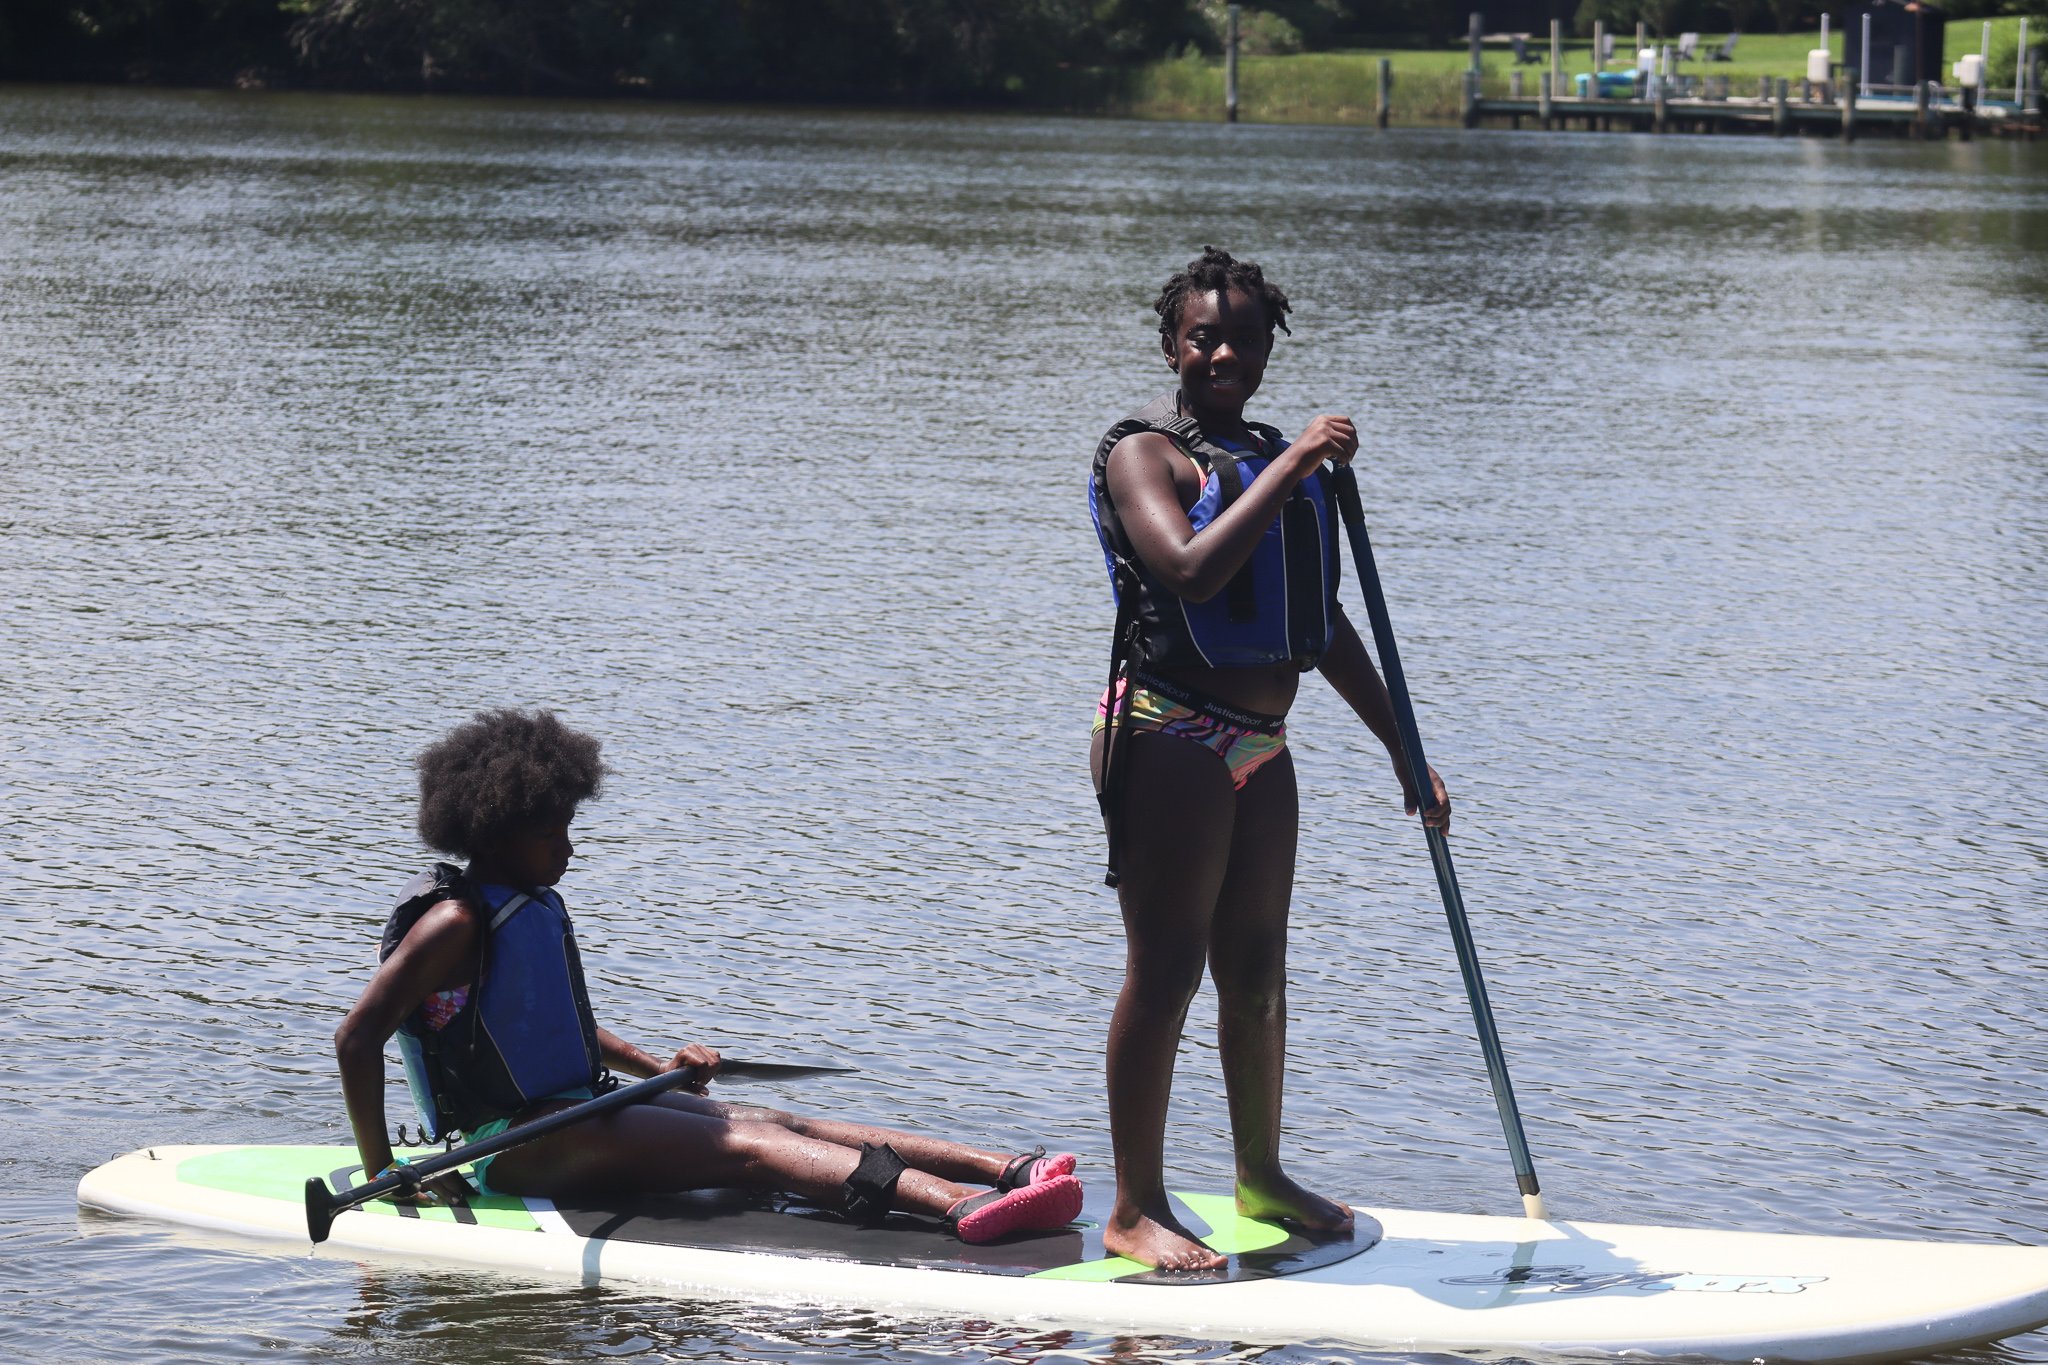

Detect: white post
1594,20,1605,70
1860,12,1871,95
1225,3,1240,123
2020,19,2031,105
1551,18,1562,97
1983,21,1993,99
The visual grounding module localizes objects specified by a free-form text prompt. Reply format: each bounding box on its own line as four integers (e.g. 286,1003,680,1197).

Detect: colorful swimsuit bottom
1094,671,1289,790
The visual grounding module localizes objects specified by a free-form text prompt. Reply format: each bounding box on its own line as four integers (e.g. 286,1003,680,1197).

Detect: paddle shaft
304,1059,852,1242
1329,463,1547,1220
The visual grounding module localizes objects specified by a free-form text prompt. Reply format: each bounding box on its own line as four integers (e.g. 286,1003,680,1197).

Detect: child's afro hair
1153,245,1292,341
415,708,608,859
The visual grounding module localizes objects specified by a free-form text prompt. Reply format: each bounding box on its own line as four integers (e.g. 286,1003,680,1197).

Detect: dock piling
1538,71,1553,128
1550,19,1562,104
1913,78,1929,138
1774,77,1789,135
1841,75,1856,140
1860,12,1872,98
1376,57,1391,128
2018,19,2030,108
2017,21,2031,113
1224,3,1240,122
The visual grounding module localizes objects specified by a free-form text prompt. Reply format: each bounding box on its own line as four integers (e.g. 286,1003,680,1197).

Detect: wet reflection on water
3,85,2045,1363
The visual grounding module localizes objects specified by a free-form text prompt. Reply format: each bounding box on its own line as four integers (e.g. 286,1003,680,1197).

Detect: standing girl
1088,248,1450,1272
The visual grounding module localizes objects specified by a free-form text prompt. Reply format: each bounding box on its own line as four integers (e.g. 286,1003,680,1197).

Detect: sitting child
336,707,1081,1243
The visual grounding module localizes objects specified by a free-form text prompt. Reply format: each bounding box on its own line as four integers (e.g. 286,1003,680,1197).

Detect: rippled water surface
3,85,2046,1364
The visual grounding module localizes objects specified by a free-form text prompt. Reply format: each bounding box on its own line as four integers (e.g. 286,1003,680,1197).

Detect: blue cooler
1575,71,1637,97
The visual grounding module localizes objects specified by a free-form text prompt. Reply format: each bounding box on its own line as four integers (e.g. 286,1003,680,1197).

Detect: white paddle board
78,1145,2048,1361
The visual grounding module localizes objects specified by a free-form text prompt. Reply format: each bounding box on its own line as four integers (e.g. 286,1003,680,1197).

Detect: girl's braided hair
1153,245,1292,341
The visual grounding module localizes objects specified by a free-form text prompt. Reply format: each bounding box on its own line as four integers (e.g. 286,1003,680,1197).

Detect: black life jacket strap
1282,481,1322,655
1096,563,1143,889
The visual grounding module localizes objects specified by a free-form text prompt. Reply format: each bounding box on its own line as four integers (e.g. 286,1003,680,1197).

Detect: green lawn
1099,17,2042,125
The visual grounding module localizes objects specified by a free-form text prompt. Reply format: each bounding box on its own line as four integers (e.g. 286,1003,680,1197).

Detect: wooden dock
1465,77,2042,140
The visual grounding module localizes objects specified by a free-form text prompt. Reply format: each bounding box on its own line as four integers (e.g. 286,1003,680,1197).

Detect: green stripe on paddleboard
1032,1193,1290,1282
177,1147,541,1232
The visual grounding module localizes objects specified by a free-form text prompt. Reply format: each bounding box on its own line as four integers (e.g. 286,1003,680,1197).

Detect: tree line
0,0,2032,98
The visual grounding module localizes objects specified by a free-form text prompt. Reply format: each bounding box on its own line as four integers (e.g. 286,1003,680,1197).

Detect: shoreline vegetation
1092,19,2041,125
1,3,2040,128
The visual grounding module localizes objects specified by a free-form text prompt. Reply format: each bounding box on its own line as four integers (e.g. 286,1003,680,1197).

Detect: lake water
2,84,2045,1364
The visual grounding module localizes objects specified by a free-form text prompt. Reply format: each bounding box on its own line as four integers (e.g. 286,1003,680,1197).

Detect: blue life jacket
1090,391,1341,670
380,865,605,1141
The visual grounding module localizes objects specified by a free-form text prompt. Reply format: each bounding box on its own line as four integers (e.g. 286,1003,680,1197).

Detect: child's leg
485,1102,975,1216
646,1092,1014,1186
486,1103,1082,1240
1098,728,1239,1272
1210,752,1352,1233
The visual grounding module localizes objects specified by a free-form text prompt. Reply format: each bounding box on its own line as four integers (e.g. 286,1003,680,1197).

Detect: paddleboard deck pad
80,1145,2048,1361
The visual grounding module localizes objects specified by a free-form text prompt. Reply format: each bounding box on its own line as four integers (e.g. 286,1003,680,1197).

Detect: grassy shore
1099,17,2041,125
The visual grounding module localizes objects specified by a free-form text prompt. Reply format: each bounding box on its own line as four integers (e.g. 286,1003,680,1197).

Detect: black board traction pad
549,1185,1377,1284
78,1145,2048,1360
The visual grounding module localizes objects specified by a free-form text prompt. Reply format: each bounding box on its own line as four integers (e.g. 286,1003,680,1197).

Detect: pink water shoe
947,1174,1084,1244
995,1147,1078,1192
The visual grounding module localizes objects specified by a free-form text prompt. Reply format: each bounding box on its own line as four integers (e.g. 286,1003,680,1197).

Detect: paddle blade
715,1060,856,1082
305,1176,340,1244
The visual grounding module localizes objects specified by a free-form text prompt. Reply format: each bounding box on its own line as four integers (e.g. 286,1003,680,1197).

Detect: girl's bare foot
1236,1171,1354,1232
1104,1198,1227,1272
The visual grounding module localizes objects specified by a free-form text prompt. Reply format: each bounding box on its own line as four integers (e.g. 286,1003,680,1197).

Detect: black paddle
304,1059,855,1243
1329,461,1548,1221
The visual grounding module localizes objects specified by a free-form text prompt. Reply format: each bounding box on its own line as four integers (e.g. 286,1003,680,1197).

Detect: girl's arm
1318,609,1452,830
1105,414,1357,603
599,1028,720,1091
334,899,479,1180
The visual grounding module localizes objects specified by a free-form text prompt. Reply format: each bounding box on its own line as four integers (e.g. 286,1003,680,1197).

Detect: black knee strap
995,1146,1046,1193
841,1142,907,1225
